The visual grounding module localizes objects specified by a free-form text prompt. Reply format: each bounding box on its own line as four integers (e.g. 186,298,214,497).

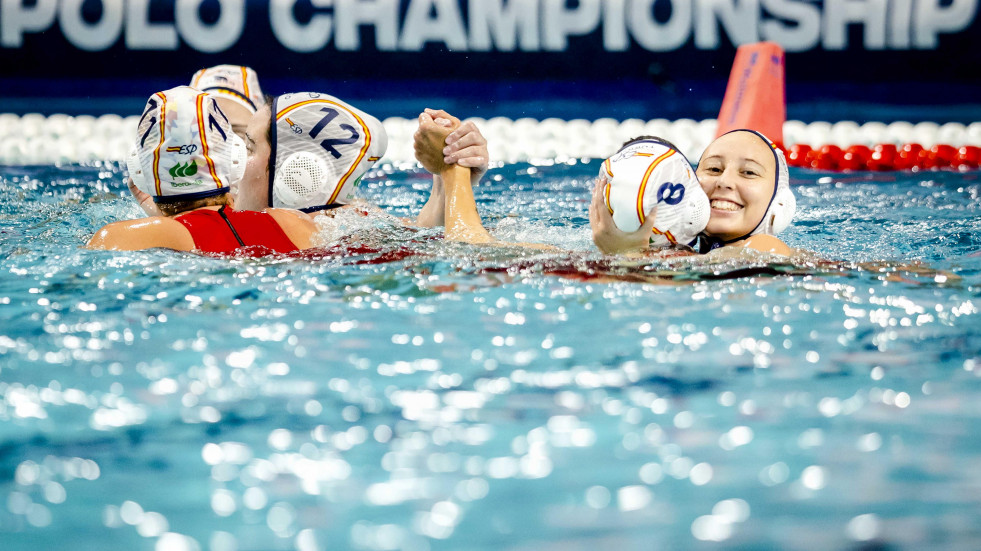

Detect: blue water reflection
0,161,979,550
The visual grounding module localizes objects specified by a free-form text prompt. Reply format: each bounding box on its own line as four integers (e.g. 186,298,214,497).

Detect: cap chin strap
202,86,257,112
266,95,279,209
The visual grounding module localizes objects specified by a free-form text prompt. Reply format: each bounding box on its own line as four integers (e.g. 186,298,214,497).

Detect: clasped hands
413,108,488,181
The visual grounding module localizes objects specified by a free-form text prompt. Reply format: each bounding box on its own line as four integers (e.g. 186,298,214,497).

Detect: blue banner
2,0,980,120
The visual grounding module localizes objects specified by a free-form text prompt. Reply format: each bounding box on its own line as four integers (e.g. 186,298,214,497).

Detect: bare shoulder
265,208,318,249
742,234,794,256
86,217,192,251
265,208,317,229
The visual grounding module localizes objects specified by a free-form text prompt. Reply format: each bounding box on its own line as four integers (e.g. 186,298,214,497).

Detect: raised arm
413,109,489,228
415,112,493,243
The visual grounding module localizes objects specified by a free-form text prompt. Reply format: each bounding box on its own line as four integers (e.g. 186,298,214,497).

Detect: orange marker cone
715,42,786,148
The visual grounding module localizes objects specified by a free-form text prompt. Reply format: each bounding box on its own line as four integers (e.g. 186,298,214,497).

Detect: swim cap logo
286,118,303,135
170,179,204,188
166,145,198,155
169,161,198,178
657,182,685,205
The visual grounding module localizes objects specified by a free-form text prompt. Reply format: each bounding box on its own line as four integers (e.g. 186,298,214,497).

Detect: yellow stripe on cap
635,149,674,225
152,92,167,196
241,67,250,100
603,158,613,178
604,182,614,215
196,93,223,189
651,227,678,245
276,99,372,205
211,88,252,105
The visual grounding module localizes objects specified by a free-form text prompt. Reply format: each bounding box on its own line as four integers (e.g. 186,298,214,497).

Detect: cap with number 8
599,138,710,248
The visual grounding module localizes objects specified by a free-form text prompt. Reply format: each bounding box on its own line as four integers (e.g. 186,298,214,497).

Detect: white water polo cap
723,129,796,239
190,65,264,113
126,86,247,204
268,93,388,212
600,139,710,247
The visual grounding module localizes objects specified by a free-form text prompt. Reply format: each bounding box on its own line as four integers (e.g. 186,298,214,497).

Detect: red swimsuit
175,207,299,256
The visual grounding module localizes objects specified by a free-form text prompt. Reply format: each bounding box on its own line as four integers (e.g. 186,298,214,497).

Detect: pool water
1,161,980,550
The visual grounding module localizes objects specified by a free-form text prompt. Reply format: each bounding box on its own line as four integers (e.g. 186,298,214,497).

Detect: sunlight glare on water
0,161,979,550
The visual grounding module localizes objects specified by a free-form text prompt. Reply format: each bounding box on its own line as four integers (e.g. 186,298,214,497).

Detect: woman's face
235,106,272,211
696,132,776,242
214,97,253,142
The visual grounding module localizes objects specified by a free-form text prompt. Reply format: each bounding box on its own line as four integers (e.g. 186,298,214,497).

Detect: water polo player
129,65,265,215
413,112,704,252
87,86,316,255
691,129,795,255
233,92,388,214
235,97,489,231
591,130,796,256
590,136,710,254
189,64,266,141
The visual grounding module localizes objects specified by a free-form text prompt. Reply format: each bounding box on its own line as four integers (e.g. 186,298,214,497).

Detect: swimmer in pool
189,64,266,141
590,129,796,257
232,92,388,214
237,99,488,229
129,65,266,215
414,109,793,258
414,113,713,252
87,86,316,255
590,135,711,255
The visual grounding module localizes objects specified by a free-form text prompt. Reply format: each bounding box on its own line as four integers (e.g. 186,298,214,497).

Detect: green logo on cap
169,162,198,178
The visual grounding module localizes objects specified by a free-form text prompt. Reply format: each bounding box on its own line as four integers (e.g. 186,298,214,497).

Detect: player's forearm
415,175,445,228
442,165,493,243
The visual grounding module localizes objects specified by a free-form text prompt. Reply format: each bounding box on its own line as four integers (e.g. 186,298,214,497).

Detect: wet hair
619,135,680,152
157,194,230,217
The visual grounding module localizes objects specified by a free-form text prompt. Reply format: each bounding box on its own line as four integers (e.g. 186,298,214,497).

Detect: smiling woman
587,129,796,257
693,129,796,256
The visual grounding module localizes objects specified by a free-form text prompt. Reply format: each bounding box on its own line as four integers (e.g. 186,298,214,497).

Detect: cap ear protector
266,92,387,212
272,151,337,209
765,146,795,234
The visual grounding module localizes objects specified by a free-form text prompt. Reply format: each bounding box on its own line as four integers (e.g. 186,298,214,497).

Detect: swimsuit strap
217,205,246,247
690,233,725,254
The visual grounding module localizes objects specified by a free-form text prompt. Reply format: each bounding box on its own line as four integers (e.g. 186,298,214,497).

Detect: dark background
2,0,979,122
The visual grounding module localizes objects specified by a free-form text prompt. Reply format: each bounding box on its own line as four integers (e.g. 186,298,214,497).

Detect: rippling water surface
1,161,980,551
